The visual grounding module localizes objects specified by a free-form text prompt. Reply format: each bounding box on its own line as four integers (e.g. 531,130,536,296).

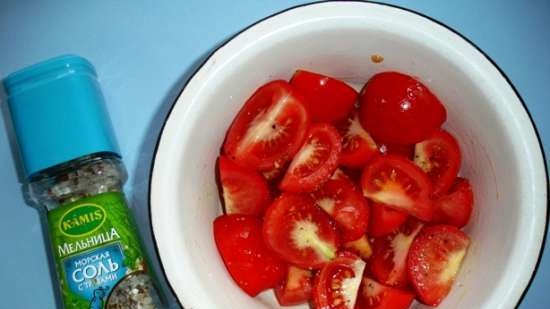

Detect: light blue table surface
1,1,548,308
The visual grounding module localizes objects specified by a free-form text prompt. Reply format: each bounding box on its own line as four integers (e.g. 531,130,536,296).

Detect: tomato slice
407,225,470,306
218,156,271,215
263,193,339,269
433,178,474,228
378,143,414,159
343,235,373,260
361,155,433,221
290,69,358,124
359,71,446,144
274,265,313,306
414,130,461,197
355,277,414,309
368,202,409,238
223,80,309,172
369,219,424,288
338,111,378,168
280,123,342,192
213,215,287,296
312,252,366,309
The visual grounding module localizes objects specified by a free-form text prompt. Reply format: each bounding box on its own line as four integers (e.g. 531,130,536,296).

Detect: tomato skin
312,252,366,309
378,143,414,159
414,130,461,197
355,277,414,309
338,111,378,168
218,156,271,215
361,155,434,221
433,178,474,228
213,215,287,296
223,80,309,172
368,202,409,237
274,265,313,306
290,70,358,124
407,225,470,306
280,123,342,193
262,193,340,269
359,72,446,144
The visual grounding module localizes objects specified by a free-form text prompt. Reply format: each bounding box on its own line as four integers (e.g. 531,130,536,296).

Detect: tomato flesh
378,143,414,159
263,193,339,269
368,202,409,237
338,111,378,168
280,123,342,192
343,235,373,260
359,72,446,144
223,80,309,172
274,265,313,306
361,155,433,221
355,277,414,309
213,215,287,296
290,69,357,124
414,130,461,197
433,177,474,228
407,225,470,306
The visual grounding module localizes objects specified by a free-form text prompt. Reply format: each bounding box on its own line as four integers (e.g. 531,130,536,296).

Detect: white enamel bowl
150,2,547,309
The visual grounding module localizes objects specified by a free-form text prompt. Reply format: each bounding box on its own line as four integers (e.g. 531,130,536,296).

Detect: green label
48,192,157,309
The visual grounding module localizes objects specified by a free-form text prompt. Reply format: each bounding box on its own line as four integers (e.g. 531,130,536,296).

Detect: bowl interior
151,3,546,309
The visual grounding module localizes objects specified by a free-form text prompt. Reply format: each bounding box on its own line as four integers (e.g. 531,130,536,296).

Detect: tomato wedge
280,123,342,192
338,111,378,168
378,143,414,159
223,80,309,172
213,215,287,296
218,156,271,215
368,202,409,238
355,277,414,309
359,71,446,144
407,225,470,306
361,155,433,221
414,130,461,197
263,193,339,269
369,220,424,288
274,265,313,306
433,177,474,228
312,178,369,241
312,252,366,309
290,69,358,124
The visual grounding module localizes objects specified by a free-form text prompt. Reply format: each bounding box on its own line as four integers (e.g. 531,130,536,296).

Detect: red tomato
433,178,474,228
312,179,369,241
280,123,342,192
343,235,373,260
414,130,461,197
312,252,366,309
355,277,414,309
263,193,339,269
274,265,313,306
218,156,271,215
223,80,309,172
378,143,414,159
359,72,446,144
331,168,357,188
369,220,424,288
338,111,378,168
407,225,470,306
361,155,434,221
213,215,287,296
368,202,409,237
290,70,357,123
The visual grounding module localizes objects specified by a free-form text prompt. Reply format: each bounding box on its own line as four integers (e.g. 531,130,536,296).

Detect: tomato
355,277,414,309
414,130,461,197
331,168,357,188
368,202,409,237
361,155,433,221
312,179,369,241
280,124,342,192
213,215,287,296
312,252,366,309
274,265,313,306
378,143,414,159
343,235,373,260
218,156,271,215
263,193,339,269
338,111,378,168
369,220,424,288
407,225,470,306
359,72,446,144
433,178,474,228
290,69,357,123
223,80,309,172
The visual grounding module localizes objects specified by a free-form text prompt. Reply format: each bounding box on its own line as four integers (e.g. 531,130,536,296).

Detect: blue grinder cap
3,55,120,178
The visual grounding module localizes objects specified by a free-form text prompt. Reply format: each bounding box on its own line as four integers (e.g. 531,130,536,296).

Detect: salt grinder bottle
3,55,164,309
